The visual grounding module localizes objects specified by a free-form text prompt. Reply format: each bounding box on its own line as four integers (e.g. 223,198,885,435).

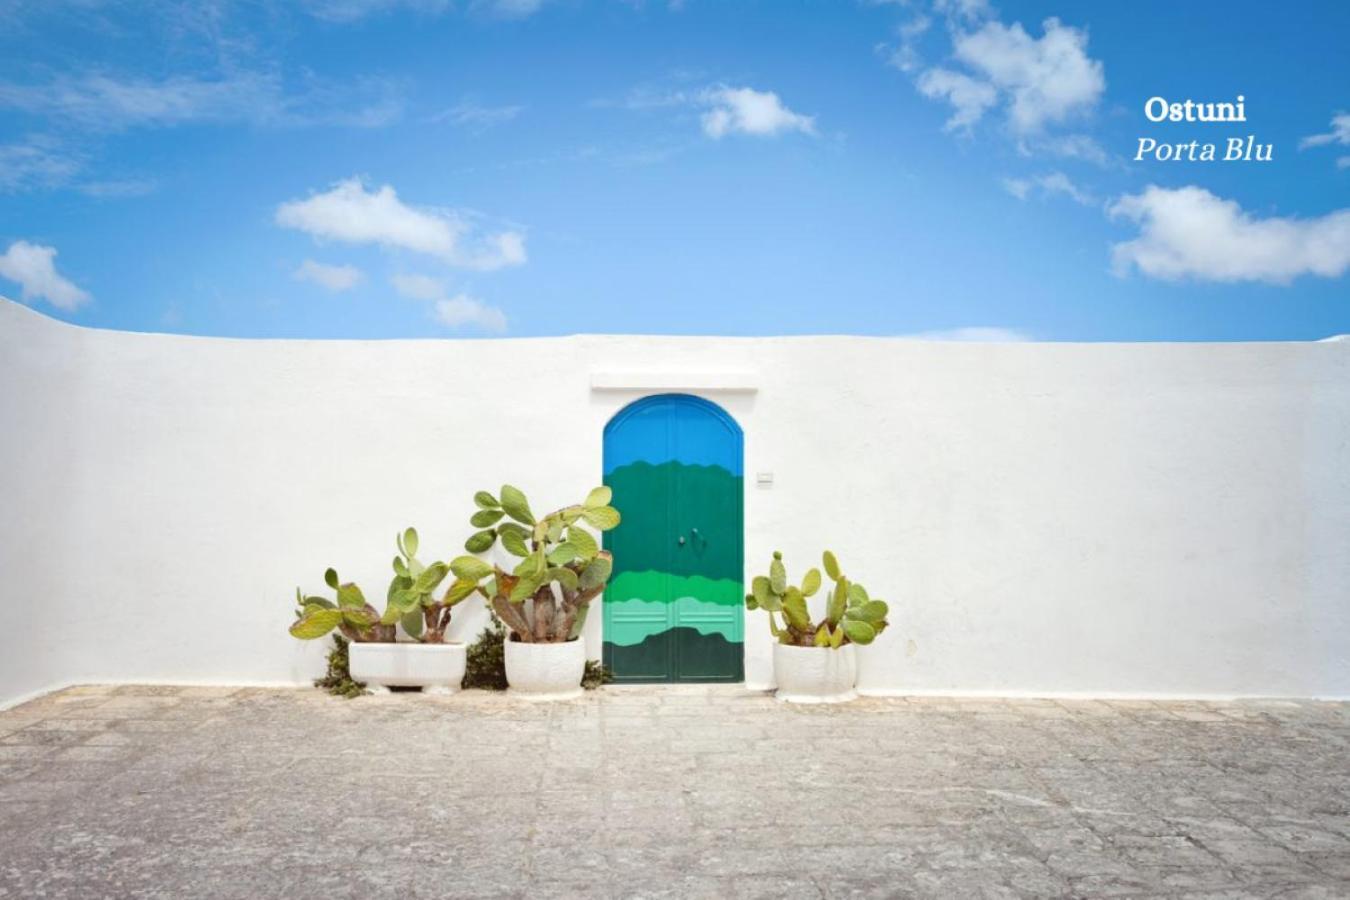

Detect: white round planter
348,641,466,695
504,638,586,701
773,643,858,704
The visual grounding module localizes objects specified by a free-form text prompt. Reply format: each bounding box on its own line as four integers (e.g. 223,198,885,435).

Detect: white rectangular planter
773,643,858,703
348,642,466,694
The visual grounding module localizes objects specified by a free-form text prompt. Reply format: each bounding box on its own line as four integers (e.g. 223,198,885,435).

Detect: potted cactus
451,484,619,700
288,527,477,693
746,550,890,703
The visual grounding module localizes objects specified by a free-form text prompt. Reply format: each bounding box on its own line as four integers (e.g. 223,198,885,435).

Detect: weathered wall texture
1,298,1347,706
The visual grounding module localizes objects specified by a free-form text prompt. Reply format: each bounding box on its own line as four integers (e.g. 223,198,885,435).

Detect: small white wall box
756,472,774,487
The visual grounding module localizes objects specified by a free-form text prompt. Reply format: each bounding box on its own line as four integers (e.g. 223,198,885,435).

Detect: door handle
678,536,686,545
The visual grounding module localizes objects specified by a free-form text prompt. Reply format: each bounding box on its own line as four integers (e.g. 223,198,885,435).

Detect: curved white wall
1,298,1347,705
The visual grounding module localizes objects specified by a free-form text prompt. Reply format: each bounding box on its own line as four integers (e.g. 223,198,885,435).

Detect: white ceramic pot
503,637,586,701
348,642,466,694
773,643,858,703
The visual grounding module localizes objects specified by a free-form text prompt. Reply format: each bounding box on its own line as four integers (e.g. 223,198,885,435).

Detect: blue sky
1,0,1347,341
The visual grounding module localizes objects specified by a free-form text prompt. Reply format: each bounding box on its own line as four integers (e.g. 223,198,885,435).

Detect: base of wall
0,678,313,712
5,679,1345,712
856,687,1350,702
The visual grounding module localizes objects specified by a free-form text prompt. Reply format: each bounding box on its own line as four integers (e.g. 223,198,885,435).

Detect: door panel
603,394,743,683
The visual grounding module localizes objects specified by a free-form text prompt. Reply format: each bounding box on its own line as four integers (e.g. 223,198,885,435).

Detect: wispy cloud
876,13,932,73
301,0,452,23
1002,171,1095,205
1108,185,1350,284
276,177,527,271
0,133,160,197
0,240,90,310
1023,132,1115,169
294,259,364,292
428,100,524,132
433,293,507,331
0,71,404,132
391,273,507,332
1300,111,1350,169
0,136,83,193
471,0,546,19
0,72,271,129
76,178,158,198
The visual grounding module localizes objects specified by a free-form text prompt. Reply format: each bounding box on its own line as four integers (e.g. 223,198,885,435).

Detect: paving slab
0,686,1346,898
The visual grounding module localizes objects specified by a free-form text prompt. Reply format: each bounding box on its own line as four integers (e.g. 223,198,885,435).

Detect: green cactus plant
453,484,620,643
288,527,472,643
745,550,890,647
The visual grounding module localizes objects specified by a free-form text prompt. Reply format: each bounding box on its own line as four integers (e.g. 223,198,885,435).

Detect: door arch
602,394,744,683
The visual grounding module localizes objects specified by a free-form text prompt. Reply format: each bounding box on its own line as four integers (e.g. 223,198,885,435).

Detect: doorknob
677,536,686,545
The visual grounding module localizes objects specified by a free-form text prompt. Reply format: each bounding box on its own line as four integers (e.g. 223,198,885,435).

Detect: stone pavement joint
0,685,1347,898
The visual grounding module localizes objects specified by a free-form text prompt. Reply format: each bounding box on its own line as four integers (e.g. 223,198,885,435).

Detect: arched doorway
602,394,744,683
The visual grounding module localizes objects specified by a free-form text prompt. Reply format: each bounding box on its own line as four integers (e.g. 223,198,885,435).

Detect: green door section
602,395,744,683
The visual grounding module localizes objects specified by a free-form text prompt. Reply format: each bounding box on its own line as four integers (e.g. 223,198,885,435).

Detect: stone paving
0,686,1347,899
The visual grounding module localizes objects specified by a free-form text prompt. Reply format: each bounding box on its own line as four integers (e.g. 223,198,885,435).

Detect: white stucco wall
1,298,1347,706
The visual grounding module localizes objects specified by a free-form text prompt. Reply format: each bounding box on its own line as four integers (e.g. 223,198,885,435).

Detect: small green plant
462,613,509,690
289,527,474,643
313,635,368,698
582,659,612,690
745,551,890,647
452,484,621,643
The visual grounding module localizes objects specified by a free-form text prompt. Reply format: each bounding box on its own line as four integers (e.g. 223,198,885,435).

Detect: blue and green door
602,394,744,682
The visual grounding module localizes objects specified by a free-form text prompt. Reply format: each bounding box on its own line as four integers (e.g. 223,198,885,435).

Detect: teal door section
603,394,744,683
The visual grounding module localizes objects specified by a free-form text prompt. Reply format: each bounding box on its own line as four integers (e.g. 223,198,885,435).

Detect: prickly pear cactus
745,550,889,647
453,484,620,643
288,526,467,644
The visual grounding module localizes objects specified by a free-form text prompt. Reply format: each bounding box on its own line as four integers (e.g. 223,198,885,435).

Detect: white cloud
699,86,817,139
951,17,1104,133
916,68,997,132
1108,185,1350,284
391,273,507,332
276,178,526,271
900,326,1031,341
1301,112,1350,169
294,259,363,292
0,240,90,310
1001,171,1094,205
910,12,1103,140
